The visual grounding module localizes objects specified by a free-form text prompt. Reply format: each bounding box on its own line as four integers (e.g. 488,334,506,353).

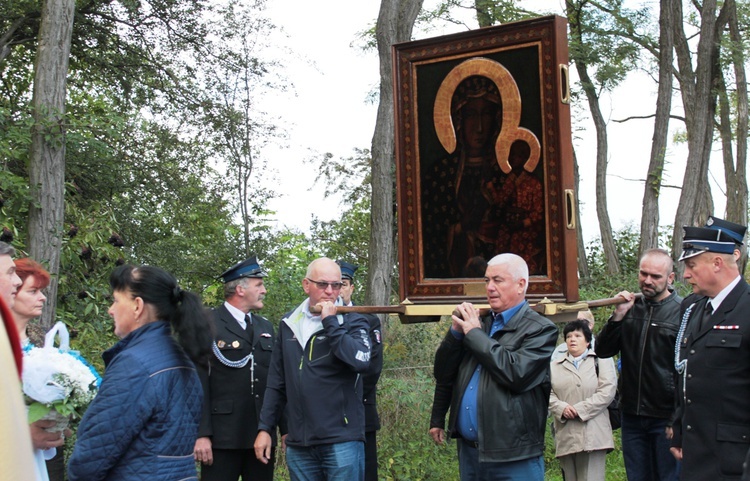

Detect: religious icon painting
393,15,578,305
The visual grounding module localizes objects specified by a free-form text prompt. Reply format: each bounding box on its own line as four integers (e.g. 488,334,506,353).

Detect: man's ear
517,277,527,294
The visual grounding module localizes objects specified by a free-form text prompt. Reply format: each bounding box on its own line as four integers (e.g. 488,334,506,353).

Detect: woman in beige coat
549,319,616,481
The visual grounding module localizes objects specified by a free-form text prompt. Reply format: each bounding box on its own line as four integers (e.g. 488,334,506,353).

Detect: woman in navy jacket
68,265,213,480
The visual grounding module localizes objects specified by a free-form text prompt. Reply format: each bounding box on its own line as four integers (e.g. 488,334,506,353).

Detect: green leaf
27,402,52,424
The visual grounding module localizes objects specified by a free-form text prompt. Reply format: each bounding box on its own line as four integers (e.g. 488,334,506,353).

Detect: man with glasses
255,257,372,481
195,256,278,481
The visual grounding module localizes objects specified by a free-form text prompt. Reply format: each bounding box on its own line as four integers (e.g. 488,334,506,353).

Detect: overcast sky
260,0,727,244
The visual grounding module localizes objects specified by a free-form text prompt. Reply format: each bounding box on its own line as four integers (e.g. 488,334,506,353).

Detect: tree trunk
368,0,423,322
638,0,674,259
717,0,748,272
723,0,748,229
27,0,76,331
671,0,726,274
567,2,620,275
573,148,589,279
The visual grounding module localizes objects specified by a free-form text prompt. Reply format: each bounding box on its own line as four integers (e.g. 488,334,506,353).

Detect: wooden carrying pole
309,293,641,323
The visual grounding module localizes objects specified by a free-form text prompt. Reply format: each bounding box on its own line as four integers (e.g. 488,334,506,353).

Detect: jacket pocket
259,337,274,351
211,399,233,415
308,336,332,363
705,332,742,369
716,423,750,476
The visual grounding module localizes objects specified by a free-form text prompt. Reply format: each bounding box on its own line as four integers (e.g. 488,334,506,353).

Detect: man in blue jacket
434,253,557,480
255,257,371,480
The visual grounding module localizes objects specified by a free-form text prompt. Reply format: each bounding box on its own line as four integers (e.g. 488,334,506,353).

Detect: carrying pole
309,293,641,323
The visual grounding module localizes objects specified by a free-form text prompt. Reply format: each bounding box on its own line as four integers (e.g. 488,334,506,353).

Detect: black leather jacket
596,290,682,420
434,303,557,462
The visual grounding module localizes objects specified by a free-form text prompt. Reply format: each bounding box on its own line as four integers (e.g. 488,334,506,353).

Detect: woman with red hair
12,258,64,481
12,258,50,349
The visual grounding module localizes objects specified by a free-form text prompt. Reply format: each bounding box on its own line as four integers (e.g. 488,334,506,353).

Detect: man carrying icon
255,257,371,480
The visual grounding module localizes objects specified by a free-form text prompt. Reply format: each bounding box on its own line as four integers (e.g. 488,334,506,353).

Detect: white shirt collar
224,301,248,329
709,275,742,312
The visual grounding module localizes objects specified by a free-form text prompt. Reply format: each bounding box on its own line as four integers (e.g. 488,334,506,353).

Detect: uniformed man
671,217,750,480
194,256,277,481
337,260,383,481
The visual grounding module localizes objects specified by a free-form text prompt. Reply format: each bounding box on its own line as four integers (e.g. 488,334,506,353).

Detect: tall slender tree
566,0,633,275
368,0,423,311
638,0,674,258
671,0,725,270
720,0,748,229
27,0,75,330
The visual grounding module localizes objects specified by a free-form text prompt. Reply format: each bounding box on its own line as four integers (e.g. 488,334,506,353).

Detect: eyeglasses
305,278,343,291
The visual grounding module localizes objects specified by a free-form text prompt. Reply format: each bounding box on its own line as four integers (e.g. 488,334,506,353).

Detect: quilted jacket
68,322,202,481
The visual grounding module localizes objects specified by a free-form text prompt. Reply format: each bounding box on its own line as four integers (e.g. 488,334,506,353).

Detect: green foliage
309,147,380,302
567,0,646,93
416,0,538,32
0,0,273,364
379,370,458,480
310,197,372,294
374,318,459,481
259,228,323,324
583,224,640,295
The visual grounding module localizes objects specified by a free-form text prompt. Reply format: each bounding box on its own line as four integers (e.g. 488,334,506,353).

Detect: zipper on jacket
308,335,317,361
635,305,653,414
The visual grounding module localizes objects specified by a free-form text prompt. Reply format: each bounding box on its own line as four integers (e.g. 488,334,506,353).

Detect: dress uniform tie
700,301,713,331
245,314,254,345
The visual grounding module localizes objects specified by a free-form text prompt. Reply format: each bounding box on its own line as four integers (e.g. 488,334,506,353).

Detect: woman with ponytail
68,265,212,481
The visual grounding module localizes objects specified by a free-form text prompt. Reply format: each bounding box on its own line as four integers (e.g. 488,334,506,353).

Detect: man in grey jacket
433,253,557,480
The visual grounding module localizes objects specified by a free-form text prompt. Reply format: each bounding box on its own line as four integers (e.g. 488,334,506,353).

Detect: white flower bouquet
22,322,101,431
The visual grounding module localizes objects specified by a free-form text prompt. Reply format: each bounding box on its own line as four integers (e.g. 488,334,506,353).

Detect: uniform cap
704,216,746,245
219,256,267,282
679,217,746,261
335,260,359,281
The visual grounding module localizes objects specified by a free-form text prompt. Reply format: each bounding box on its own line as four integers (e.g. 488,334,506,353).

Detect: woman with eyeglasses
68,265,213,481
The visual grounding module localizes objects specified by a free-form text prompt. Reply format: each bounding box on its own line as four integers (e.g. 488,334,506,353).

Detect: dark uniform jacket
673,280,750,480
362,313,383,433
198,305,276,449
258,310,371,447
596,289,682,420
434,303,557,463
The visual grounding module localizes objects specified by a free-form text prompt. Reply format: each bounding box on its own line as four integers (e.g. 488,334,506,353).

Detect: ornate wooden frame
393,15,578,305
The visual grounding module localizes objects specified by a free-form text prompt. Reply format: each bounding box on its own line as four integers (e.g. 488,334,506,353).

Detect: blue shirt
455,301,526,441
